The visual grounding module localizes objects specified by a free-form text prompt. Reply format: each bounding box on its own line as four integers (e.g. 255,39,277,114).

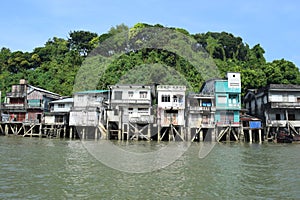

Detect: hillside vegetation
0,23,299,97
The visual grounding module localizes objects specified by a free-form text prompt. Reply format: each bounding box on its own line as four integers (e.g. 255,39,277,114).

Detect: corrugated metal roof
49,98,73,104
269,84,300,89
75,90,109,94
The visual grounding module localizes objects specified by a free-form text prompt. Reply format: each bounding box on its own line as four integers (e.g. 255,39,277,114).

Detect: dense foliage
0,23,299,99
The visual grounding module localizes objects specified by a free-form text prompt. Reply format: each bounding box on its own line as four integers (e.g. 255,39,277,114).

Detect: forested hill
0,23,299,97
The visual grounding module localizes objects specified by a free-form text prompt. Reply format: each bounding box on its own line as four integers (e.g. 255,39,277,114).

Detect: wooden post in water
69,127,73,139
212,126,216,142
157,123,161,141
199,129,203,142
226,126,231,142
147,124,151,140
258,129,262,143
180,126,184,141
63,126,66,138
30,124,33,137
95,127,98,140
5,124,8,135
82,127,86,140
39,124,42,137
249,129,252,143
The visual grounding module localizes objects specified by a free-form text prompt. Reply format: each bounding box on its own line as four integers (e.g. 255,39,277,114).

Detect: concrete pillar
180,126,184,141
63,126,66,138
39,124,42,137
148,124,151,140
199,129,203,142
187,127,191,141
212,127,216,142
5,124,8,135
157,124,161,141
258,129,262,143
82,128,86,140
95,127,98,140
69,127,73,139
249,129,253,143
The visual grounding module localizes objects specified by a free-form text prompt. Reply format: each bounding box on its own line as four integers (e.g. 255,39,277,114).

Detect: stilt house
107,85,154,140
1,79,61,122
156,85,186,141
69,90,109,139
186,93,215,141
200,72,241,141
244,84,300,138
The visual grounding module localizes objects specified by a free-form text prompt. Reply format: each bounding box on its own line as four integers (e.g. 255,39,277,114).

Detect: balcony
111,99,151,105
6,92,26,98
216,103,241,110
129,115,154,124
271,102,300,109
1,104,26,111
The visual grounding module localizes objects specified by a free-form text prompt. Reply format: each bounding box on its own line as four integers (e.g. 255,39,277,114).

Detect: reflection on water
0,136,299,199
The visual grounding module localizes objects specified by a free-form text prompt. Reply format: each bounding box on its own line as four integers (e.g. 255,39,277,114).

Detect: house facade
69,90,108,127
214,72,241,126
156,85,186,141
186,93,215,141
199,72,241,141
107,85,154,140
244,84,300,137
44,97,73,125
69,90,109,139
2,79,61,123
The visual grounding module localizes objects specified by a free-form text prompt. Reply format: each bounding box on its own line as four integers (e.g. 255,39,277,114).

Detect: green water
0,136,299,199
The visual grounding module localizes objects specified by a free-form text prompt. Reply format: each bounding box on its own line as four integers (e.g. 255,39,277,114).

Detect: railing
216,104,240,110
189,106,216,112
6,92,26,97
2,104,25,110
129,115,154,123
111,99,151,105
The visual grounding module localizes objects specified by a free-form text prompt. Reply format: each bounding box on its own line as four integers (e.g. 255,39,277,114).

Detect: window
217,96,227,104
58,104,65,108
162,94,170,102
276,114,281,120
128,108,133,114
128,91,133,98
202,99,212,107
288,114,295,120
288,95,295,102
114,91,122,100
138,108,148,114
229,94,238,104
55,116,64,123
77,95,84,102
173,95,178,102
139,91,147,98
272,94,283,102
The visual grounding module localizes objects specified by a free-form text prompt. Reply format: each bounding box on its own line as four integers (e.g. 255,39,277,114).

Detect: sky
0,0,299,67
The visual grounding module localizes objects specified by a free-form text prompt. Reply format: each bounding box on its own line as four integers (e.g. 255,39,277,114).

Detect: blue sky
0,0,299,67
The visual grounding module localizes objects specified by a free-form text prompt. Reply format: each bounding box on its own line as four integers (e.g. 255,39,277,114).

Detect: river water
0,136,299,199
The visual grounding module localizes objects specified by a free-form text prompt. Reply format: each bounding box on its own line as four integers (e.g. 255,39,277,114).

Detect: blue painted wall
214,80,241,124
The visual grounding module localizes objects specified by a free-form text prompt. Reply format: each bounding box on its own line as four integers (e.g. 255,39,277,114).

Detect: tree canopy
0,23,299,99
